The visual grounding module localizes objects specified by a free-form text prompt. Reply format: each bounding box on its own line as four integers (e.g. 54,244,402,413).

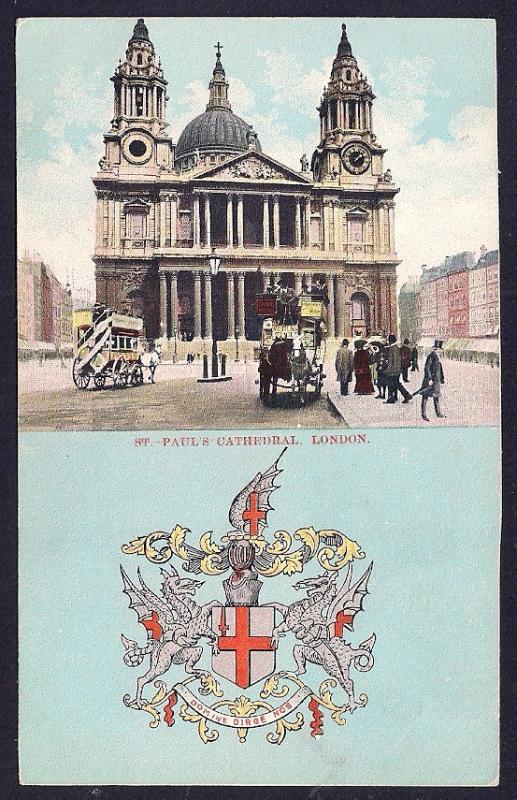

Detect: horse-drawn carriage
256,288,327,407
72,305,154,390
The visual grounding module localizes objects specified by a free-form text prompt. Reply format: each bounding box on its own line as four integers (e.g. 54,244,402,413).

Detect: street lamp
208,247,221,377
171,323,178,363
235,324,240,362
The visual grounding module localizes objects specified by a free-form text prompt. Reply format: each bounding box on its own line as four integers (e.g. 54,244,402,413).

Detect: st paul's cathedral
93,19,400,355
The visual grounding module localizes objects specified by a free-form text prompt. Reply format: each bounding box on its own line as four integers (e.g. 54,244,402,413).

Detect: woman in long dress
353,341,374,395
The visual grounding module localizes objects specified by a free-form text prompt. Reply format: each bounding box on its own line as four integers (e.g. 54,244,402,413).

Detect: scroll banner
174,683,312,728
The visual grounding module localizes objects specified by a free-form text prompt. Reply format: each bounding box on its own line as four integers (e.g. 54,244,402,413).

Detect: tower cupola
207,42,231,110
110,18,168,132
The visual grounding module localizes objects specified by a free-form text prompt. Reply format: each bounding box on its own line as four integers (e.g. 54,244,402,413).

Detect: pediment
195,151,312,184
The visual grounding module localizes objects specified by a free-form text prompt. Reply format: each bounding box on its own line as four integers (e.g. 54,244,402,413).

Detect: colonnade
116,81,165,119
321,96,373,138
158,269,397,341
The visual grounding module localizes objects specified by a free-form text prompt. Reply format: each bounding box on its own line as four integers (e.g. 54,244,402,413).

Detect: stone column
170,194,177,246
237,194,244,247
294,273,303,295
204,194,211,248
336,274,346,338
226,194,233,247
203,272,212,339
193,195,200,246
152,86,157,117
170,271,178,332
295,197,302,249
227,272,235,338
387,202,395,254
193,272,202,338
322,202,330,251
326,274,335,337
273,196,280,248
263,196,270,248
338,99,344,129
237,271,246,338
159,272,168,339
304,198,311,247
113,199,121,249
159,197,167,248
344,100,349,129
333,203,342,252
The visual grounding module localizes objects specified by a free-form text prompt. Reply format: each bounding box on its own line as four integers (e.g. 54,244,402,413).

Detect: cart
72,306,145,390
257,291,327,407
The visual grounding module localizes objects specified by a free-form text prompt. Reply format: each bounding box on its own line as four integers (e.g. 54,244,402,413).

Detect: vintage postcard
17,16,500,786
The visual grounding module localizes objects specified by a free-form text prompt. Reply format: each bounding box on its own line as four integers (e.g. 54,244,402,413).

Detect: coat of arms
120,449,376,743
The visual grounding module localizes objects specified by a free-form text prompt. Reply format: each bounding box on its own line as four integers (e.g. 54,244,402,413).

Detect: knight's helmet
227,539,255,572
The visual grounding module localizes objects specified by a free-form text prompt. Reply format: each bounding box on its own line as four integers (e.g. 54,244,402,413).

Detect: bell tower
311,24,387,186
98,18,173,176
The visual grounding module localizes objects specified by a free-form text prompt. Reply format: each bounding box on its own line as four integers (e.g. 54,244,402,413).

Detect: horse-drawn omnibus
72,305,146,389
256,289,327,406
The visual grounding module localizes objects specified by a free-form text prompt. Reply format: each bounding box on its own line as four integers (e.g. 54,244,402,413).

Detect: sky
16,17,498,294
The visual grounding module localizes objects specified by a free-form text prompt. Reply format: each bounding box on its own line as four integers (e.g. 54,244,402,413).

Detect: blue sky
17,17,498,292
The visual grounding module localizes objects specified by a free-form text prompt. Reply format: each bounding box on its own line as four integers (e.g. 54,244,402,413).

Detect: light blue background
19,428,500,786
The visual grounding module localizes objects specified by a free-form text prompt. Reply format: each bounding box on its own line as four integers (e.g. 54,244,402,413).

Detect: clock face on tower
341,143,371,175
122,131,154,165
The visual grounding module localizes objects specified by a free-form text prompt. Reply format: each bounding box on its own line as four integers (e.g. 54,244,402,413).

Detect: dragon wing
228,448,286,535
326,562,373,634
120,565,178,633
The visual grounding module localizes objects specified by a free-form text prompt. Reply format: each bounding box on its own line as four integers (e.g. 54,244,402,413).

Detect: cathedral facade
93,19,400,355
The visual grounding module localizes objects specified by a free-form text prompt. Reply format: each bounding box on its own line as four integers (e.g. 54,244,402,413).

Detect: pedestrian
386,334,412,404
258,349,273,402
400,338,411,382
417,340,446,421
335,338,354,396
269,337,290,398
375,345,388,399
353,341,374,395
411,345,419,372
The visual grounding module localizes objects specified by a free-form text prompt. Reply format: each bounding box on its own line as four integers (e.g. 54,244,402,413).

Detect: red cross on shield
211,606,276,688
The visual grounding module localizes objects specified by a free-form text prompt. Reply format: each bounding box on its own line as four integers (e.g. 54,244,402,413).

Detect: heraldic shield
211,606,276,689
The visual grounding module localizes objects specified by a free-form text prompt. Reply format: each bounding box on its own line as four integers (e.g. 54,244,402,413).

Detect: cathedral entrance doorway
351,291,371,337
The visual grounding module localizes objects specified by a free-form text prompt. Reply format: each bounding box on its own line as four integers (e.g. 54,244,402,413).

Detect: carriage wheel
130,364,144,387
72,357,90,389
114,371,128,388
94,374,106,388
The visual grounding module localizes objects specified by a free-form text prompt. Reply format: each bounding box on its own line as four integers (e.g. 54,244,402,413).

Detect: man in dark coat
386,334,412,404
258,349,273,402
400,338,411,382
335,338,354,395
411,345,419,372
418,340,445,421
269,337,290,397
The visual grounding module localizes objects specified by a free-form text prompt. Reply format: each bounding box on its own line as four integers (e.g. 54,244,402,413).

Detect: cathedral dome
174,43,261,170
176,107,259,160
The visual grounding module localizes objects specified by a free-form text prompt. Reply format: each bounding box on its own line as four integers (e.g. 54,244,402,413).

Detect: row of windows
106,335,140,351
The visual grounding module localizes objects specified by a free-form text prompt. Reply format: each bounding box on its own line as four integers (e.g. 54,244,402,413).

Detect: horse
140,346,161,383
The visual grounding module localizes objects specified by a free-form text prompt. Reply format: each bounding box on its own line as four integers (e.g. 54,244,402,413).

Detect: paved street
18,359,342,431
18,356,499,431
328,357,500,428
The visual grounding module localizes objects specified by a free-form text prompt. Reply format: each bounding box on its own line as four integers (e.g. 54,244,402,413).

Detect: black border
4,1,517,798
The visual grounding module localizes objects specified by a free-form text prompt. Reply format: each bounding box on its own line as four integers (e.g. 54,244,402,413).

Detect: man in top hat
335,338,354,396
417,340,446,421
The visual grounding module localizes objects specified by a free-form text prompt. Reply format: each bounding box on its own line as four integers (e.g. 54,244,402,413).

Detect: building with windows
93,19,400,355
17,254,73,353
398,275,421,344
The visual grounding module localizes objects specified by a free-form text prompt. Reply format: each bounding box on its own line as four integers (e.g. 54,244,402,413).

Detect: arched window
137,54,143,65
346,69,352,81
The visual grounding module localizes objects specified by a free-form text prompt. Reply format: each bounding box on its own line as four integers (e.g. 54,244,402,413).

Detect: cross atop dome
208,41,231,109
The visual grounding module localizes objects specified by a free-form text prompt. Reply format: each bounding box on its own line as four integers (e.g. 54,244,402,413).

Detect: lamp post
197,249,232,382
235,324,240,362
208,247,221,377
